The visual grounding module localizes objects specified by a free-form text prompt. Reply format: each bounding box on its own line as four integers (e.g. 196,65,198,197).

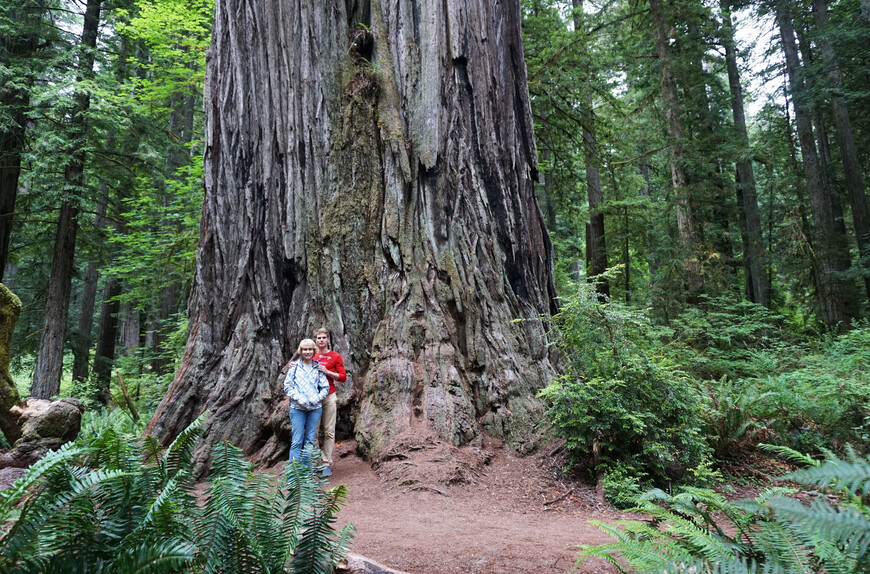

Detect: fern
780,454,870,499
578,451,870,573
0,418,354,574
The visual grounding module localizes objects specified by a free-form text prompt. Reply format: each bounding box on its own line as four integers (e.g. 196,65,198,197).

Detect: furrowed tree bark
649,0,702,301
720,0,770,307
147,0,557,470
776,3,853,329
31,0,102,398
814,0,870,306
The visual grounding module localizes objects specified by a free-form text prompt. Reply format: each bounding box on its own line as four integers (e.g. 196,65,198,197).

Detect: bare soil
319,435,629,574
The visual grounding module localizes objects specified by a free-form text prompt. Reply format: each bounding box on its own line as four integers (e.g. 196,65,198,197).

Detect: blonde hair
296,338,316,355
314,327,330,338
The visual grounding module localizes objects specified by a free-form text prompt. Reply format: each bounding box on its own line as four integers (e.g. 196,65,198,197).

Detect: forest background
1,0,869,502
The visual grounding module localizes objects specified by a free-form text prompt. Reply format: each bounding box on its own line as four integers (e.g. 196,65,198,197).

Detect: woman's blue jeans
288,406,323,463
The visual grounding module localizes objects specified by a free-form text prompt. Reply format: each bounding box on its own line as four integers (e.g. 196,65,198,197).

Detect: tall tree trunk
573,0,608,299
776,3,853,329
71,192,109,383
649,0,701,301
720,0,770,306
814,0,870,306
147,0,557,470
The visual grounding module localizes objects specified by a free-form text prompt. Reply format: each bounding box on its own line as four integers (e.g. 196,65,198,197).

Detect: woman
284,338,330,463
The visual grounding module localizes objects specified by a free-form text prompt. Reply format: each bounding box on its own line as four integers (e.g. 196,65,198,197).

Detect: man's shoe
321,465,332,477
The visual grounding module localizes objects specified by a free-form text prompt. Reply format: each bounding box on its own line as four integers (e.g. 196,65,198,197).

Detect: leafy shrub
0,415,354,573
578,449,870,573
539,285,710,492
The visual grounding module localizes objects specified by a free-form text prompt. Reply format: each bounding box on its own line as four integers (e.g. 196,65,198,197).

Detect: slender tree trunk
30,0,102,397
147,0,557,470
814,0,870,306
538,146,557,232
92,278,121,403
119,302,140,355
573,0,608,298
776,3,853,329
638,152,658,284
649,0,701,300
71,193,108,383
720,0,770,306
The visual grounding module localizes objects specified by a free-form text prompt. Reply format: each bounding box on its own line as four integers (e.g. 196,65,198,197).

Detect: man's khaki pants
317,392,337,465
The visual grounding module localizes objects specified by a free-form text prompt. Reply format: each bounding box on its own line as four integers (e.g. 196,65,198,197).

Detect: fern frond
111,539,196,574
759,443,818,467
781,456,870,499
767,494,870,559
331,523,356,566
162,413,205,479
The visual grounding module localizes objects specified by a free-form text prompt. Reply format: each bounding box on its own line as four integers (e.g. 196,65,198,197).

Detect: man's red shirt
314,350,346,395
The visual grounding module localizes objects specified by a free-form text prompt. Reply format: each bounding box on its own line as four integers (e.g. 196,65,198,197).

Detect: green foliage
752,326,870,453
669,296,792,380
539,284,710,490
578,451,870,573
0,415,354,573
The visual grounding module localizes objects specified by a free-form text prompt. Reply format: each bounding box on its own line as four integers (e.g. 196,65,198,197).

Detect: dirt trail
326,440,627,574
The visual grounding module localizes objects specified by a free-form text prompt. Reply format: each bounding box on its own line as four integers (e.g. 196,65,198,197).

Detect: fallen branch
115,371,140,423
544,487,575,506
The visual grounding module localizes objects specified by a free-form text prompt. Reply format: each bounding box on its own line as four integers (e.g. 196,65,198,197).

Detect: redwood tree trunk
720,0,770,307
147,0,557,469
776,3,853,329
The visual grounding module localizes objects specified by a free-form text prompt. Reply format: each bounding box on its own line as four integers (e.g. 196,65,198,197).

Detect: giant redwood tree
147,0,557,468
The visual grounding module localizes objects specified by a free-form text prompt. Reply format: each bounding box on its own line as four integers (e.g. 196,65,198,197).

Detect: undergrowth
578,447,870,573
0,414,354,573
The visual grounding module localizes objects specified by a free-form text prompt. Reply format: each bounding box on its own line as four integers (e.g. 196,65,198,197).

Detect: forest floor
285,435,633,574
